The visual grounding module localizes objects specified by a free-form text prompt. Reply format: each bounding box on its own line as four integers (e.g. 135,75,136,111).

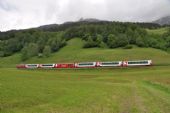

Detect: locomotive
16,60,152,69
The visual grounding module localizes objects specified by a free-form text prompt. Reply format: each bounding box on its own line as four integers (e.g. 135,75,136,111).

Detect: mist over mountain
78,18,102,22
153,16,170,25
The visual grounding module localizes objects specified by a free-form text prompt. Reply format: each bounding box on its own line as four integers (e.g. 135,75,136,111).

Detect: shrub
0,51,4,57
123,45,133,49
83,36,98,48
136,37,145,47
43,46,51,57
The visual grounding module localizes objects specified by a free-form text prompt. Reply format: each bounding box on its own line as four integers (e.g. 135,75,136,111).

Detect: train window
42,64,54,66
27,64,38,67
78,63,94,66
101,62,119,65
128,61,148,64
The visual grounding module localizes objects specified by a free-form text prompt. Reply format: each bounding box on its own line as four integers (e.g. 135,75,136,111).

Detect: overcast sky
0,0,170,31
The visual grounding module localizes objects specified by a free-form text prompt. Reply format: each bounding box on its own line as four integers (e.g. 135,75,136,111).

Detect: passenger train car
97,61,122,67
16,60,152,69
16,64,26,69
55,63,75,68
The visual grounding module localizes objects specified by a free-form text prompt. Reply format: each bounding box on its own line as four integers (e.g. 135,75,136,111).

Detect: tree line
0,29,66,60
63,22,170,51
0,21,170,61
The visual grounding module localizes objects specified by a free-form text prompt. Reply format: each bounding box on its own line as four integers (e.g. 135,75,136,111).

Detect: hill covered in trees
0,20,170,61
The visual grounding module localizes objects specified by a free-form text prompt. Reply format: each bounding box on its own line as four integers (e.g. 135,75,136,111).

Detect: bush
116,34,129,47
165,36,170,48
99,42,107,48
123,45,133,49
21,43,39,61
0,51,4,57
167,48,170,53
83,36,98,48
136,37,145,47
83,42,98,48
107,34,117,48
43,46,51,57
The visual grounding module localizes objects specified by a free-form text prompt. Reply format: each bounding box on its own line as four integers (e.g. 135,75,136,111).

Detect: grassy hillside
0,66,170,113
146,27,169,35
0,38,170,67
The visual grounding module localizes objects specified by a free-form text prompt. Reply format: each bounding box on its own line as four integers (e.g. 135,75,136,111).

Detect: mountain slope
1,38,170,68
153,16,170,25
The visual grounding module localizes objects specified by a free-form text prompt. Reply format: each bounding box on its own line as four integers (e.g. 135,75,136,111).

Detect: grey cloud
0,0,16,11
0,0,170,31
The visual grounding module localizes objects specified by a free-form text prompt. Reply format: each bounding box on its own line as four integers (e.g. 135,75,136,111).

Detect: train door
123,61,128,67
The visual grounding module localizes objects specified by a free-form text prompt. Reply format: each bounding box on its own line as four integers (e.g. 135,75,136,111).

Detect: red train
16,60,152,69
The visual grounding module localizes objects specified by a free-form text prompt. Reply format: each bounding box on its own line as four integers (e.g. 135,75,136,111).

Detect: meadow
0,37,170,113
146,27,168,35
0,66,170,113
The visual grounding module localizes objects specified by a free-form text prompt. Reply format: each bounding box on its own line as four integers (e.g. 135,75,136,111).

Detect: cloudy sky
0,0,170,31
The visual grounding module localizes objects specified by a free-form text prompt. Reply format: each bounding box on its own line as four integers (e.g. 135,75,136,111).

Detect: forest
0,21,170,61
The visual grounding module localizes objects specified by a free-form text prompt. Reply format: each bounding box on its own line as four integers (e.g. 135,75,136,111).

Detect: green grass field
0,38,170,113
0,66,170,113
